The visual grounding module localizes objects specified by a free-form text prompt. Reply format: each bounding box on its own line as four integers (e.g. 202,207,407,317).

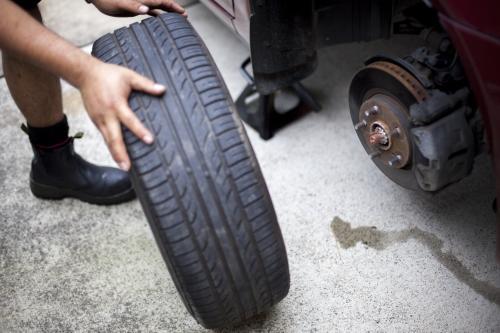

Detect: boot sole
30,179,136,205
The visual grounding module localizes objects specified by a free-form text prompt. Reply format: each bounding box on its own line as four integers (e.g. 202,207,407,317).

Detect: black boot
23,118,135,205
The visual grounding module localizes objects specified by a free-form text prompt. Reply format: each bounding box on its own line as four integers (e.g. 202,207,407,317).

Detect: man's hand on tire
84,1,185,170
0,0,182,171
90,0,187,17
79,61,166,171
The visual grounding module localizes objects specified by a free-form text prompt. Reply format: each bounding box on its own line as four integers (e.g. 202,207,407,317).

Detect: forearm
0,0,181,169
0,0,99,88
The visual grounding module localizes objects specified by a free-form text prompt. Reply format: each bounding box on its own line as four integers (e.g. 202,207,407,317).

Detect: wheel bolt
354,120,367,130
388,154,402,167
364,105,379,117
390,127,401,138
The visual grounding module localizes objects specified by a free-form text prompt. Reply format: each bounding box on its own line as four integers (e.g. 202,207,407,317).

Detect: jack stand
235,57,322,140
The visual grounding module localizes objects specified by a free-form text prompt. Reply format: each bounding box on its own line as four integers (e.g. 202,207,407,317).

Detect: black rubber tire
92,13,290,328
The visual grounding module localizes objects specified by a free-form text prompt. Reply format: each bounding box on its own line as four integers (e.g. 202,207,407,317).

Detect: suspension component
349,55,480,192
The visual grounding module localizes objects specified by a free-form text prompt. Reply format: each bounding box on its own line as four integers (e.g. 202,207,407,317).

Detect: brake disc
348,60,429,190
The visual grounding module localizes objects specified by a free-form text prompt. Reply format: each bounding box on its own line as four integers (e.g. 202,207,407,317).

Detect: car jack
235,57,322,140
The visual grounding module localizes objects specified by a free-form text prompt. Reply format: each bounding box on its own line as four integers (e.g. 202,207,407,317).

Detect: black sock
27,116,69,148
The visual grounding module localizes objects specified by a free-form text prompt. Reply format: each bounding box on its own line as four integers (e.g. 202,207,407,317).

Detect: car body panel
434,0,500,259
199,0,235,30
434,0,500,38
233,0,251,43
217,0,234,16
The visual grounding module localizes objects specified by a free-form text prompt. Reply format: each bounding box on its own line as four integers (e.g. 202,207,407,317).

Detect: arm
0,0,185,170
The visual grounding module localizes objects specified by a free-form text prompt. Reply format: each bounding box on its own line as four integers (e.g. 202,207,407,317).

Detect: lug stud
390,127,401,138
388,154,402,167
354,120,367,130
364,105,379,117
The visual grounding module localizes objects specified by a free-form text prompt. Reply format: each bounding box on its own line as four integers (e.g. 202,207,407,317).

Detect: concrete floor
1,2,499,332
0,0,196,77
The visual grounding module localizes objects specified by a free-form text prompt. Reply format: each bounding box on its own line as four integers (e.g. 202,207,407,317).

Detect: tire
92,13,290,328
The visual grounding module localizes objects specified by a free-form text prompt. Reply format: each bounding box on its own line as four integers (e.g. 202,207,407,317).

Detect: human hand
90,0,187,17
79,60,166,171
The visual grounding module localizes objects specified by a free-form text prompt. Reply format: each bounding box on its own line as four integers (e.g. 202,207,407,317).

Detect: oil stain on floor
331,216,500,306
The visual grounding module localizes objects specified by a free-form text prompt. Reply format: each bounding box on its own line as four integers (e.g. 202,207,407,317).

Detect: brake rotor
348,60,429,190
366,61,428,103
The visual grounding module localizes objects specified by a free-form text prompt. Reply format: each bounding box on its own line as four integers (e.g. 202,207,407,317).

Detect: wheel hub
369,123,389,147
356,94,412,168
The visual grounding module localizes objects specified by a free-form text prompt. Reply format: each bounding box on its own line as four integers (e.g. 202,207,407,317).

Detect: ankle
23,115,70,149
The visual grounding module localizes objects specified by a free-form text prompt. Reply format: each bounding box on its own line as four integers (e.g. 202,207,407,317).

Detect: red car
200,0,500,259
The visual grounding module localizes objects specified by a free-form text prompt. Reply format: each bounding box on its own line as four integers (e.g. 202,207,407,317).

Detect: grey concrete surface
0,0,197,77
39,0,197,46
1,3,500,333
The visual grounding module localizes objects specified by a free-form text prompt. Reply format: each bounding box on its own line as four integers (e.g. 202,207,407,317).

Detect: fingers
118,103,154,145
100,117,130,171
128,71,166,95
96,103,154,171
120,0,150,15
147,9,163,16
141,0,187,16
95,102,154,171
84,64,164,171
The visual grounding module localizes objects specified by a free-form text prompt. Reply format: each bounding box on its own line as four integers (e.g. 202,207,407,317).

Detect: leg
2,5,135,205
2,7,64,127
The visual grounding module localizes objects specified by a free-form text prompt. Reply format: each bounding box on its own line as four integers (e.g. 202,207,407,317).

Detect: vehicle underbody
249,0,484,193
201,0,500,259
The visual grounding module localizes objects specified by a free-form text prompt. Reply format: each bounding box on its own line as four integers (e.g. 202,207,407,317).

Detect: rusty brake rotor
348,60,429,190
